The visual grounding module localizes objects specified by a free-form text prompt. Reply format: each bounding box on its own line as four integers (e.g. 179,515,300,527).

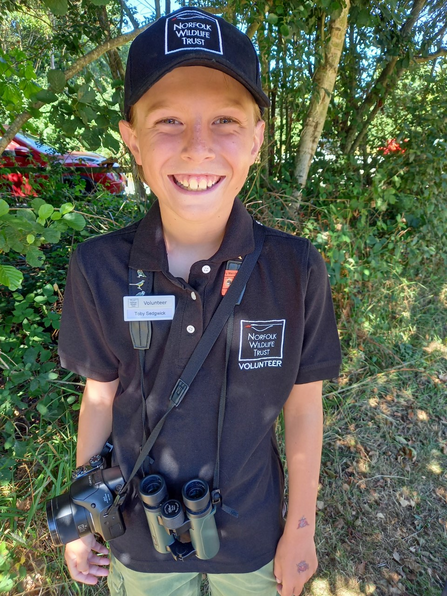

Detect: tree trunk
97,6,126,81
256,21,270,181
293,0,350,190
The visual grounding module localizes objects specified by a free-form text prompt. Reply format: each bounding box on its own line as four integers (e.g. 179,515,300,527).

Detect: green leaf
356,8,371,27
77,85,96,104
42,0,68,15
2,84,22,106
34,89,58,104
38,204,54,219
82,128,101,150
61,119,78,136
24,62,36,81
43,283,55,296
60,203,74,215
62,212,86,231
31,198,46,211
0,199,9,217
103,133,120,153
0,576,15,592
88,0,109,5
267,13,278,24
22,80,41,100
36,402,49,417
25,245,45,267
42,227,61,243
47,69,66,93
0,265,23,290
280,24,290,37
26,234,35,244
95,114,110,129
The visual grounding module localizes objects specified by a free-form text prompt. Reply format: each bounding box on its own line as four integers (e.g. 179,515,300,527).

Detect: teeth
174,175,221,191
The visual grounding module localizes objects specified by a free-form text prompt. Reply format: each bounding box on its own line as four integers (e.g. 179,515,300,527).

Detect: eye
157,118,182,125
214,116,238,125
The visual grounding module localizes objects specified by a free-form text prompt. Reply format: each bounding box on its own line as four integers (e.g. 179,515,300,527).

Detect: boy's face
120,66,265,226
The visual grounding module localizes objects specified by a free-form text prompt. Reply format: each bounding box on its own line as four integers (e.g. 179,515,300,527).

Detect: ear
119,120,142,165
250,119,265,165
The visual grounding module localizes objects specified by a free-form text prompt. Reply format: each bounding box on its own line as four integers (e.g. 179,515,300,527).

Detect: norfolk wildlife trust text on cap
124,6,270,119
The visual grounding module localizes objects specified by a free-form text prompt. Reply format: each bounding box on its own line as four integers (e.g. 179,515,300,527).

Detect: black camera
46,455,125,546
140,474,220,561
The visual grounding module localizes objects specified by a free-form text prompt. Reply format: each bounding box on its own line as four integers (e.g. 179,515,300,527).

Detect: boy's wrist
283,514,316,538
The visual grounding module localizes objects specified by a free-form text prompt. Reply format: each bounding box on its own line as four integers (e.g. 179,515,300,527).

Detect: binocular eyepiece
140,475,220,561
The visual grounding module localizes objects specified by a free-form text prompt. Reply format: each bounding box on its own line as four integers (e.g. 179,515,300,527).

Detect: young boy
58,7,341,596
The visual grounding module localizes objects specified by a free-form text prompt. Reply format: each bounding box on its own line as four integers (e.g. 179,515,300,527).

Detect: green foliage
0,46,41,117
0,198,86,290
0,540,27,593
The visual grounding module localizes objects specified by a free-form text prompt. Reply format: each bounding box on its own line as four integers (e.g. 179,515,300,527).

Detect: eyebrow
143,99,250,117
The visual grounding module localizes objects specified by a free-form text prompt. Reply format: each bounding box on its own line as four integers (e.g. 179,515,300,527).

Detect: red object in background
0,131,126,197
378,138,407,155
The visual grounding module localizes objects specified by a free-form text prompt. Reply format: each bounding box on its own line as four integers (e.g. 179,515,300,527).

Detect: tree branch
414,48,447,62
120,0,139,29
343,0,427,154
0,24,150,156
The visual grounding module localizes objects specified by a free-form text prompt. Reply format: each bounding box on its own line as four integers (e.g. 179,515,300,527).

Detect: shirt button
202,265,211,274
186,325,195,334
191,291,197,301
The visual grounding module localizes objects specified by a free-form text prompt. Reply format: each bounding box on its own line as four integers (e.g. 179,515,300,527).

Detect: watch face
89,455,103,467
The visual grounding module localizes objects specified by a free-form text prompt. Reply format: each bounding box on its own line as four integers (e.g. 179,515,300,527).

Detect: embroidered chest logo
238,320,286,370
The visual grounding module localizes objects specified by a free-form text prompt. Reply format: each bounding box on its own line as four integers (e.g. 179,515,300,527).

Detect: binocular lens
182,479,210,513
140,474,168,508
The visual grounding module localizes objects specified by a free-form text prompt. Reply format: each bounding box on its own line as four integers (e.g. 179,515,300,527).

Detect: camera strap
115,221,266,511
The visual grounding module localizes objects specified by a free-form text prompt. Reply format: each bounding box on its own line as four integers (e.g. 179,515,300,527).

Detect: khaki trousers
107,554,279,596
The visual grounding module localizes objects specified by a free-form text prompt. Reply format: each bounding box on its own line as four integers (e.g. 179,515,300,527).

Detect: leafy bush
0,197,85,290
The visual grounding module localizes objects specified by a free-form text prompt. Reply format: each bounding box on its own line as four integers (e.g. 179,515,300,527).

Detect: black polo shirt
59,198,341,573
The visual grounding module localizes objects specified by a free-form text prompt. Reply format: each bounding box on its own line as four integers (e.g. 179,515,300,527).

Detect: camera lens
182,479,210,514
46,493,91,546
140,474,168,508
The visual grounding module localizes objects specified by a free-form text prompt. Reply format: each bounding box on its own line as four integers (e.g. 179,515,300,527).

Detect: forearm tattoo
296,560,310,574
297,516,310,529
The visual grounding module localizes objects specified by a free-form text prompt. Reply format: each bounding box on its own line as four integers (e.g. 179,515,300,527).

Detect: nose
181,121,215,163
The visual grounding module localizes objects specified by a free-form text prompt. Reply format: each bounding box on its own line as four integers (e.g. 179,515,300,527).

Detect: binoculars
140,474,220,561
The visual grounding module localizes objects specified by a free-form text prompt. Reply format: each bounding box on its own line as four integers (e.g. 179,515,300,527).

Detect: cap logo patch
165,9,223,55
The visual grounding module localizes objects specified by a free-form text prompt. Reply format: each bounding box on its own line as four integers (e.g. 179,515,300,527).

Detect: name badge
123,295,175,321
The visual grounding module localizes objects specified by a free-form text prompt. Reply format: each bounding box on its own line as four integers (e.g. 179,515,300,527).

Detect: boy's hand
273,531,317,596
64,534,110,585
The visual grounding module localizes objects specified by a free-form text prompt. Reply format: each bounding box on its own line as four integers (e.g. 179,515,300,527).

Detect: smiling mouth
172,174,223,192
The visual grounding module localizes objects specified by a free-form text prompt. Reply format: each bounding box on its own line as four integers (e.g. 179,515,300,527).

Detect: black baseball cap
124,6,269,120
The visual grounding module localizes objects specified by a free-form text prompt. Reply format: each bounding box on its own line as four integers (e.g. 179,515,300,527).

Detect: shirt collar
129,198,255,272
